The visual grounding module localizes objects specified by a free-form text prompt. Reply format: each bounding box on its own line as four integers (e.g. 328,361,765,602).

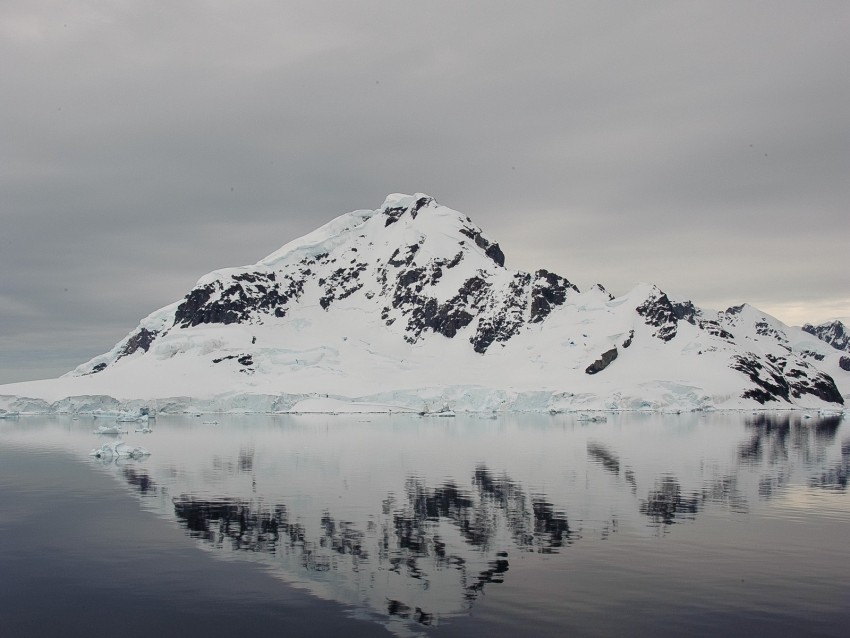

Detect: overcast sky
2,1,848,384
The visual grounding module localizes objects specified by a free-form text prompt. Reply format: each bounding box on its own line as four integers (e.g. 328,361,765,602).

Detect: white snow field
1,194,847,415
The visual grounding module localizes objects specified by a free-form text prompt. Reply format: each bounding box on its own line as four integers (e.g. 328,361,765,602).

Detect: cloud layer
2,2,848,383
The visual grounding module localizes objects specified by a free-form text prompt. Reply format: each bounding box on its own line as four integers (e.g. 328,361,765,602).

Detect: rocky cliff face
803,320,850,354
41,193,846,410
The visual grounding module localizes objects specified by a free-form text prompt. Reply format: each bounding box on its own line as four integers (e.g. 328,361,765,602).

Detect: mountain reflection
811,439,850,491
104,413,846,630
640,475,701,525
739,413,841,465
165,464,573,625
121,467,157,495
587,413,845,527
172,498,285,553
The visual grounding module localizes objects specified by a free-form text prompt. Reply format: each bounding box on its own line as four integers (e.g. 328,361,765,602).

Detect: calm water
1,411,849,637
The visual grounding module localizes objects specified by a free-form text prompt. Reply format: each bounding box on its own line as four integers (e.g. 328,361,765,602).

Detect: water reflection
121,467,157,496
640,475,701,526
164,463,573,625
811,439,850,491
73,412,849,631
739,413,842,465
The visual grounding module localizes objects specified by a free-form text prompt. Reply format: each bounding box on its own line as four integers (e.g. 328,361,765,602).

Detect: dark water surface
1,411,848,637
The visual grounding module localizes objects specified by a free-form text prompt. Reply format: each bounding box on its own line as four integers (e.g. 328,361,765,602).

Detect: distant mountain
1,194,846,414
803,321,850,354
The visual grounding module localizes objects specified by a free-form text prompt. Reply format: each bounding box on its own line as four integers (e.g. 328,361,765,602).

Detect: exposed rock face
731,354,791,404
636,288,679,342
731,352,843,405
671,300,698,325
119,328,158,358
585,348,618,375
530,270,578,324
803,321,850,353
174,271,305,326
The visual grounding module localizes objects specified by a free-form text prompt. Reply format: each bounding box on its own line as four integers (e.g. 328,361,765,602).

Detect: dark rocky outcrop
671,300,698,325
727,352,842,405
755,320,788,345
119,328,159,359
585,348,618,375
458,226,505,267
529,270,576,324
698,320,734,341
803,321,850,353
731,354,791,404
636,290,679,342
174,270,304,327
319,263,367,309
787,369,844,405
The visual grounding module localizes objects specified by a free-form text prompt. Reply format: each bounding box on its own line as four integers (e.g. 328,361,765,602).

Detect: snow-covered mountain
1,194,847,414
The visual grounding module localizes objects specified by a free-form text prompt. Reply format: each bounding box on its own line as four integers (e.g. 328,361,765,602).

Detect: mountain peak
379,192,437,214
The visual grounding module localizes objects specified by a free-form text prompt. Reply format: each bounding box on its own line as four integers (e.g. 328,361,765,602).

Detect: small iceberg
0,411,21,419
116,412,148,423
420,403,456,417
134,426,154,433
202,420,219,425
89,441,150,459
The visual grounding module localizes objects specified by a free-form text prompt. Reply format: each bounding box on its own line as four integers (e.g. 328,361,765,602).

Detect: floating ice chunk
420,403,456,417
114,441,150,458
89,441,150,459
116,412,148,423
89,443,115,458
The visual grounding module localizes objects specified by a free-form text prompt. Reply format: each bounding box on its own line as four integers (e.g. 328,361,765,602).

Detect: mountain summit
2,194,847,413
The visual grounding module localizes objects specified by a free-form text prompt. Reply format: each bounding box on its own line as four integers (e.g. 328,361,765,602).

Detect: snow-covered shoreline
1,385,845,418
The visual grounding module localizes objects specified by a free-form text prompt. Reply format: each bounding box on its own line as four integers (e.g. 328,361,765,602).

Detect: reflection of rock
110,418,847,632
472,466,574,552
166,464,574,627
640,476,701,525
810,439,850,491
172,497,287,553
587,442,620,475
739,413,841,466
122,467,157,495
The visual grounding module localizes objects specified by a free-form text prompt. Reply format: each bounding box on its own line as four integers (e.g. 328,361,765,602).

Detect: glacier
1,193,847,415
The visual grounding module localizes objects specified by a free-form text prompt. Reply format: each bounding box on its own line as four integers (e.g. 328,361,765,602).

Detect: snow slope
2,194,847,414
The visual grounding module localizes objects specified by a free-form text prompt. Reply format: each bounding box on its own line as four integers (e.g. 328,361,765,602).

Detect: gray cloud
2,2,848,383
